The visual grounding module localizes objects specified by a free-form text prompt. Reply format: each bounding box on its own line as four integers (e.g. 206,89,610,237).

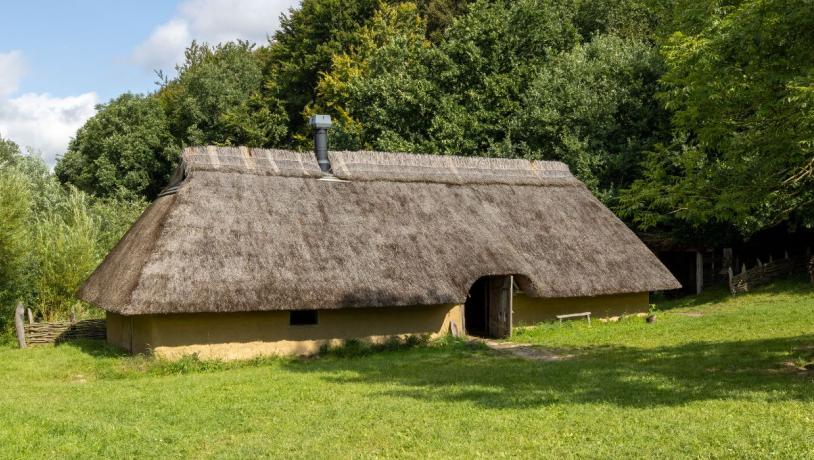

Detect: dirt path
471,338,574,361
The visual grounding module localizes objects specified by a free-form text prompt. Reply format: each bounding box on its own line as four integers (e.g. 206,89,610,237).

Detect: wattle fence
13,303,105,348
728,253,810,294
24,320,106,345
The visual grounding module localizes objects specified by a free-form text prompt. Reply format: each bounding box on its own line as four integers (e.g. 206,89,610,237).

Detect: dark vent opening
290,310,318,326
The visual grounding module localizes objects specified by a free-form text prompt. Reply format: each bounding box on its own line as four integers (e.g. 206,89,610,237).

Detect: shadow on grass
56,339,128,358
281,334,814,409
652,286,731,311
655,276,814,311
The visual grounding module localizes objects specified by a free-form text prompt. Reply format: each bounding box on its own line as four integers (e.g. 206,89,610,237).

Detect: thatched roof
79,146,680,315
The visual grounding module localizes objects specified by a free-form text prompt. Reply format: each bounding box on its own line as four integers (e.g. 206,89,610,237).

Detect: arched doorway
464,275,513,338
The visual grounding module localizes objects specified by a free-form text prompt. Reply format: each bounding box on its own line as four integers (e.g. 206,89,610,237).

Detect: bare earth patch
471,338,575,361
676,311,705,317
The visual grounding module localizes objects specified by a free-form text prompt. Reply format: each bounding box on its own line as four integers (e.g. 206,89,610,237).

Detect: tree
414,0,474,41
32,188,100,321
56,93,179,200
573,0,660,40
159,41,288,147
312,2,446,151
619,0,814,236
0,163,33,326
4,142,146,325
314,1,667,201
263,0,385,138
516,34,667,198
0,137,21,165
428,0,582,156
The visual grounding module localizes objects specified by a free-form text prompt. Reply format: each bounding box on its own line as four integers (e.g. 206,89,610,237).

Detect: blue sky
0,0,299,165
1,1,178,99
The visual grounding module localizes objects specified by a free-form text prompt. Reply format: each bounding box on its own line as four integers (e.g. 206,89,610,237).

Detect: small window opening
290,310,318,326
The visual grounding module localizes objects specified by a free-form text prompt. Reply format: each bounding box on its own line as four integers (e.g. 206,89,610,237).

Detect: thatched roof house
80,146,679,359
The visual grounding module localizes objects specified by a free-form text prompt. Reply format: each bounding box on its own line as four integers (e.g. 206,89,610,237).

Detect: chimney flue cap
309,114,332,129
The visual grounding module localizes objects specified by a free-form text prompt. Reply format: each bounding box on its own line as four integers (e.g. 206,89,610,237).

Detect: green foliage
90,197,148,256
0,163,33,325
263,0,385,137
32,189,100,321
51,0,814,247
517,34,667,197
573,0,660,40
312,2,446,151
56,93,179,200
428,0,581,156
0,137,21,164
160,41,288,147
414,0,473,40
619,0,814,235
1,145,146,326
315,1,665,200
265,0,477,140
58,42,290,201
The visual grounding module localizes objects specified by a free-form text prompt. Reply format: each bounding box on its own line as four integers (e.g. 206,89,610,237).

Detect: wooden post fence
14,302,27,349
729,251,808,294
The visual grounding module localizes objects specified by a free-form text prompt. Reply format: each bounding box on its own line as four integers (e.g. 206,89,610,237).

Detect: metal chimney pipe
309,114,333,173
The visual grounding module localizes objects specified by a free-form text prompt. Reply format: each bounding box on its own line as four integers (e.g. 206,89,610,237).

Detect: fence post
15,302,27,349
728,267,734,294
26,308,33,325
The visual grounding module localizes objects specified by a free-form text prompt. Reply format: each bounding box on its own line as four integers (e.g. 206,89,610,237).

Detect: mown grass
0,280,812,459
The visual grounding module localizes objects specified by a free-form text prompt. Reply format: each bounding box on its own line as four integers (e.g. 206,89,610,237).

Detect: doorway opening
464,275,513,338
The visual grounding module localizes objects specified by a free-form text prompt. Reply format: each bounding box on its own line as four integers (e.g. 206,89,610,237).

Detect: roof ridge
328,150,574,186
182,146,322,178
178,146,576,186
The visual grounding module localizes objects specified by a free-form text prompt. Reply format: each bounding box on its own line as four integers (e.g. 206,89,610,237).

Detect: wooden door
487,275,513,338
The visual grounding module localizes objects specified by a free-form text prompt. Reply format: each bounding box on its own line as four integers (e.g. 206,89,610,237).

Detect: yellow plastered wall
512,292,649,326
107,303,463,360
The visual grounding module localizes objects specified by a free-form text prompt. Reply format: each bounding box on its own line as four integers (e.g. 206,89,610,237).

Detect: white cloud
133,0,299,72
0,92,98,166
132,19,191,72
0,50,97,166
0,50,27,97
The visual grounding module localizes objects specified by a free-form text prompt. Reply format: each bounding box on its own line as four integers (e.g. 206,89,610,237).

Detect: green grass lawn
1,280,813,459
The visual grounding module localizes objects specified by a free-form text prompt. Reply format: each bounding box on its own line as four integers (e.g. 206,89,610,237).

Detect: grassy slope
0,280,812,459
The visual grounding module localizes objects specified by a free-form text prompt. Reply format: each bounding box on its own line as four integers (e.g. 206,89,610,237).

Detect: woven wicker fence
728,254,809,295
24,320,106,345
13,303,105,347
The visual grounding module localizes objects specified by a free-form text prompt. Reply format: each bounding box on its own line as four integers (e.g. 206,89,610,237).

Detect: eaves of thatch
79,147,680,315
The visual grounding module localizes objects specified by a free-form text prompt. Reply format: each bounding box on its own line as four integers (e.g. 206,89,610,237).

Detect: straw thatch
79,147,680,315
329,150,573,185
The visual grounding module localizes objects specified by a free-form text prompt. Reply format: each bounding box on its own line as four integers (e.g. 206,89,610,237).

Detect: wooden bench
556,312,591,326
